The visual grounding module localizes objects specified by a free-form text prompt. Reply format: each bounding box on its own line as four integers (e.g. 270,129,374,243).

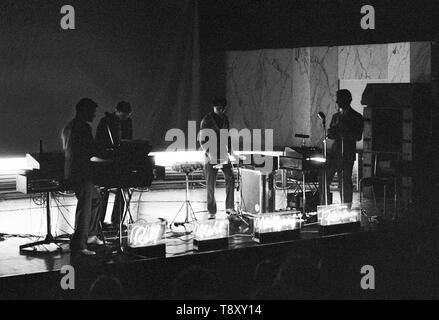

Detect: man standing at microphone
325,89,364,204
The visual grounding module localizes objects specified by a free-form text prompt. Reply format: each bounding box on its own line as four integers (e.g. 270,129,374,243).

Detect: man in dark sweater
95,101,133,229
325,89,364,204
199,96,235,220
61,98,103,256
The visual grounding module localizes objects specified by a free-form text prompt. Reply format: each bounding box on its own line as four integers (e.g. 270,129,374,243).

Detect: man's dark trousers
205,163,235,214
71,179,101,251
322,157,355,204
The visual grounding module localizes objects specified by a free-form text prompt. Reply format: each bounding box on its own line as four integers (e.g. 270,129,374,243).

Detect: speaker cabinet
361,83,434,221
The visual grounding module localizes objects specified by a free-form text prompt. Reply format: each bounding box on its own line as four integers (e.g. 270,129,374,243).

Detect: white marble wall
388,42,410,83
291,47,311,146
226,49,310,147
310,47,338,146
225,41,431,150
339,44,388,80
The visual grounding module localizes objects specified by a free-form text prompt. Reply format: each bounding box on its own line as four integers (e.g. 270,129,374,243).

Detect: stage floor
1,187,427,300
0,186,365,278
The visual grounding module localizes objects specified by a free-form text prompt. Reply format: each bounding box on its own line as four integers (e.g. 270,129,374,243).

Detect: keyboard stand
19,192,70,253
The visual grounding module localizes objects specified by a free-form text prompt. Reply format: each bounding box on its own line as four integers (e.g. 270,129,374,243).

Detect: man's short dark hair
336,89,352,102
76,98,98,114
212,96,227,107
116,101,132,114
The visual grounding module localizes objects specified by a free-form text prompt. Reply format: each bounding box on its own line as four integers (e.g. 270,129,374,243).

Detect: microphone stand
341,136,344,204
231,154,249,226
339,108,345,204
322,119,328,205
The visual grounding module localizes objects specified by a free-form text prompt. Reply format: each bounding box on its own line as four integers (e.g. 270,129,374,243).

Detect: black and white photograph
0,0,437,303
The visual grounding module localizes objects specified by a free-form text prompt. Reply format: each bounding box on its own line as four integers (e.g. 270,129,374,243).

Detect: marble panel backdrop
226,49,310,148
387,42,410,83
225,41,430,153
290,47,311,146
309,46,338,147
339,44,388,80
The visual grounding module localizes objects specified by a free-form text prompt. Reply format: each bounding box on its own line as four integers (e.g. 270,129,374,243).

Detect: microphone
318,112,326,120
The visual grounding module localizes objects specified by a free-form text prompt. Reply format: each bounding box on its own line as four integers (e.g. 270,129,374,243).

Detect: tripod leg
187,201,197,222
171,201,186,225
125,188,134,224
302,172,306,215
120,188,135,225
117,189,131,250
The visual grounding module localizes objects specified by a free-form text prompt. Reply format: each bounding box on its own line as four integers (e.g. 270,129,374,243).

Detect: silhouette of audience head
172,265,220,299
270,254,321,299
88,275,124,300
250,259,278,299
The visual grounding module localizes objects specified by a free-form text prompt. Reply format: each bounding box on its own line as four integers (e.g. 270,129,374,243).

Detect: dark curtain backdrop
200,0,436,51
0,0,200,156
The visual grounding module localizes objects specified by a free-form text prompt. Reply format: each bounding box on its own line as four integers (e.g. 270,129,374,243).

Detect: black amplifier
16,172,65,194
16,152,67,194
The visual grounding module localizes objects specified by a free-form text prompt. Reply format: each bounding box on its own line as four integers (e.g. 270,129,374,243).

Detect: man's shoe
87,236,104,245
226,209,238,215
208,213,216,220
79,249,96,256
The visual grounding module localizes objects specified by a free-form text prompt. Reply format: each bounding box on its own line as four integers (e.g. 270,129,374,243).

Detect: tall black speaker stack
361,83,435,224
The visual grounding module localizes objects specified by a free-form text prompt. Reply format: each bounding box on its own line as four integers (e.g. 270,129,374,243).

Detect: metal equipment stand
171,172,197,231
19,192,70,253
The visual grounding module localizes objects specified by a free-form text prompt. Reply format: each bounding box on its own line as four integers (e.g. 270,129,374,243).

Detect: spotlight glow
254,211,302,233
193,219,229,241
149,151,205,167
307,156,326,163
234,151,283,157
127,220,166,247
317,204,361,226
0,157,28,173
